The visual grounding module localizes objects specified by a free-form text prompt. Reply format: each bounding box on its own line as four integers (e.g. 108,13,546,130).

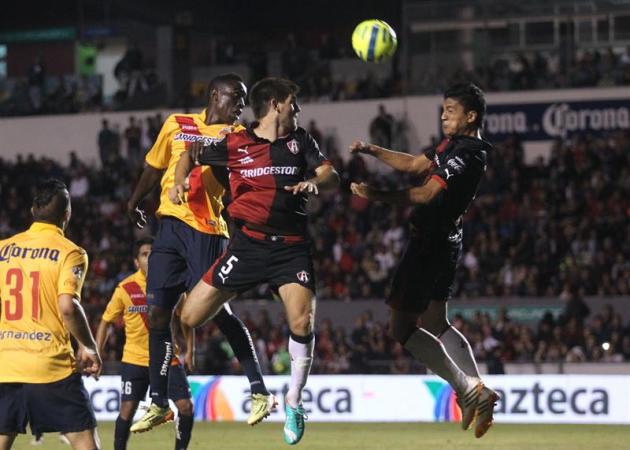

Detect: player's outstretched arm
127,165,164,228
284,164,340,195
59,294,102,379
349,140,432,175
350,177,443,205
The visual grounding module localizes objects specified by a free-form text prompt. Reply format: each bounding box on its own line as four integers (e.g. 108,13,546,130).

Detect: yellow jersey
0,222,88,383
102,270,180,367
145,111,242,237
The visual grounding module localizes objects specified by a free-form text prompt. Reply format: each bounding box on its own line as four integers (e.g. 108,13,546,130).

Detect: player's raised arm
351,176,444,206
349,140,432,175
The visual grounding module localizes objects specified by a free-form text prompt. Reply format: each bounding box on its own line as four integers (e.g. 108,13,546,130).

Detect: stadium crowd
1,125,629,372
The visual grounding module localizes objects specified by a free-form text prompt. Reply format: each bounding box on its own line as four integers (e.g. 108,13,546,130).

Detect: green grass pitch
10,422,629,450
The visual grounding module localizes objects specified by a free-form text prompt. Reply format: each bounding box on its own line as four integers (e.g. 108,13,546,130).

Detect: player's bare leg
278,283,315,445
174,399,194,450
64,428,100,450
422,301,498,437
182,281,275,426
0,432,17,450
389,308,483,431
179,281,236,328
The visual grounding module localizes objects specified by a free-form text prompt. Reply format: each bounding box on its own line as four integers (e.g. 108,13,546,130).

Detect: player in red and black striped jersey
181,119,329,236
350,83,498,439
171,77,339,445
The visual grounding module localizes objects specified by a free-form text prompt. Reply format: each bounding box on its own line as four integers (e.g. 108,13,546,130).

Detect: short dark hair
134,236,154,258
249,77,300,119
207,73,244,99
32,178,69,224
444,82,486,128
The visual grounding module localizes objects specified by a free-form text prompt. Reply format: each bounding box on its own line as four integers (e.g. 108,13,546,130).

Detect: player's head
133,236,153,276
31,178,71,230
441,82,486,138
206,73,247,125
249,77,301,131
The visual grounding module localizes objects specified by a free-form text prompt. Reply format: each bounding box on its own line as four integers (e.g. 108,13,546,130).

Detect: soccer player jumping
350,83,499,438
170,77,339,445
128,74,273,432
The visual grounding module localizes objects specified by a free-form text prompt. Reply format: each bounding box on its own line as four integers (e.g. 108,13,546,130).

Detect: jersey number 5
3,268,40,321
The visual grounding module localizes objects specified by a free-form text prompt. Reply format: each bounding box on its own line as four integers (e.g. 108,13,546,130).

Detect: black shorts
0,373,96,435
147,216,228,309
120,362,191,402
202,227,316,293
387,233,462,314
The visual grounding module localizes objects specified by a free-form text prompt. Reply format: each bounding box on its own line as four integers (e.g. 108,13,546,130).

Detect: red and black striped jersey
197,126,330,235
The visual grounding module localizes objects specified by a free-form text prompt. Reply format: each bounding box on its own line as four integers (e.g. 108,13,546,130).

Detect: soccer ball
351,19,398,63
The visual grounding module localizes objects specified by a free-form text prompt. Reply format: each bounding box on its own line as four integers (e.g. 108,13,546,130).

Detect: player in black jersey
350,83,498,439
170,77,339,445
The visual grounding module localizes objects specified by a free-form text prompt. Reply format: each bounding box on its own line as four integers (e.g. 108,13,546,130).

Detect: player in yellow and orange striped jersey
0,179,101,450
96,237,194,450
127,73,273,433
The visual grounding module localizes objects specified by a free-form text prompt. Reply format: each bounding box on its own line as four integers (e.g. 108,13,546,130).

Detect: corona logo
190,377,234,421
424,380,461,423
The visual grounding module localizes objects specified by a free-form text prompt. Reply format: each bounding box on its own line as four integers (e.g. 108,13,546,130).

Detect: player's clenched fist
350,182,373,200
348,140,373,155
79,346,102,380
168,182,189,204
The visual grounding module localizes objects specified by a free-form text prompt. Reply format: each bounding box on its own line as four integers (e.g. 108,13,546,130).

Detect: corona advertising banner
84,375,630,424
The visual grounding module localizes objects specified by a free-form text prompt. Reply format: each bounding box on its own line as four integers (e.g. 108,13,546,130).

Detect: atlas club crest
296,270,310,283
287,139,300,154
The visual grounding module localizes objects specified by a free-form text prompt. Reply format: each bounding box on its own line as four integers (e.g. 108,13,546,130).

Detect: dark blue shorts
147,216,227,309
387,234,462,314
120,362,191,402
0,373,96,435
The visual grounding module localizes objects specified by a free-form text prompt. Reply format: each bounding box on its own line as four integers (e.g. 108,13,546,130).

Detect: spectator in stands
368,104,394,148
97,119,120,168
27,55,46,113
124,116,142,168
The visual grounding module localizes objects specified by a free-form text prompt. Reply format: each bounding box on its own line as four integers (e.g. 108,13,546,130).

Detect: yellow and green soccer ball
352,19,398,63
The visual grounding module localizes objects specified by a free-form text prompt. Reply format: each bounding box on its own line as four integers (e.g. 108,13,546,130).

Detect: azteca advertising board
83,375,630,424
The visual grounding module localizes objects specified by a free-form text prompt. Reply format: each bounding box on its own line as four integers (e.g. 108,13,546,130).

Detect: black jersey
410,135,492,240
197,126,330,235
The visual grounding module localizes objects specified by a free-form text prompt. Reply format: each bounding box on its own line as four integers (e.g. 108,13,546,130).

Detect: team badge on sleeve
296,270,310,283
287,139,300,154
72,264,85,280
